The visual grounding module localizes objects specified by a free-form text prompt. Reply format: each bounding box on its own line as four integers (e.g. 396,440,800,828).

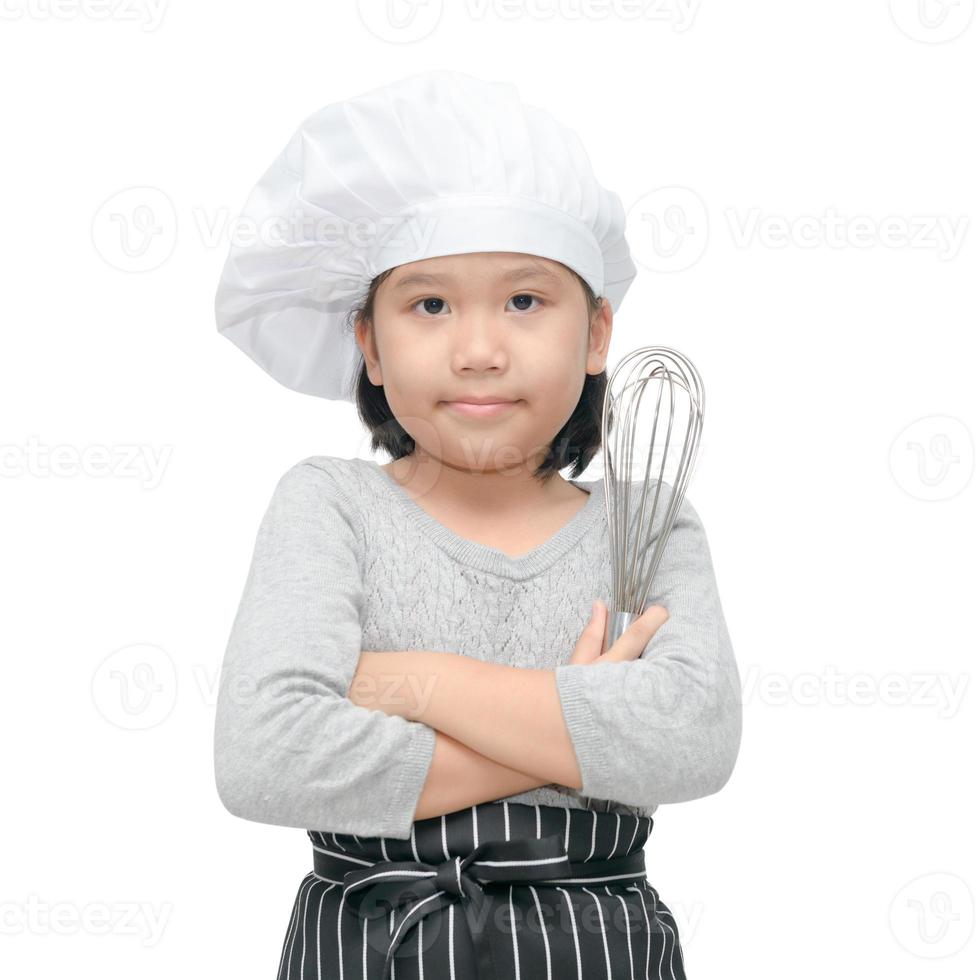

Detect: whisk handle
603,609,638,652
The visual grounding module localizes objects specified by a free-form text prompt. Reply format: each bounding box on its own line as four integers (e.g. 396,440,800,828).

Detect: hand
569,600,669,666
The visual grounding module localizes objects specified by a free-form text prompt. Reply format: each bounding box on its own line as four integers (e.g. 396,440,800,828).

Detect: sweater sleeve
554,490,742,807
212,457,437,839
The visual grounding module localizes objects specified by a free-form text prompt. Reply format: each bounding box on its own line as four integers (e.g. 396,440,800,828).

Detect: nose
448,310,509,375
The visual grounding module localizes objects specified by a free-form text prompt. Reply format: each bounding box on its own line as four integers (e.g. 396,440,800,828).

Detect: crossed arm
214,462,741,838
348,651,583,821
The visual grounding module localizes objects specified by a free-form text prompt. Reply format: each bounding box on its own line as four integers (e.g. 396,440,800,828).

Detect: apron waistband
313,833,648,979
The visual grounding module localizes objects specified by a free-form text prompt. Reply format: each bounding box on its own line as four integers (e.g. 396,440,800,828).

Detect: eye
411,296,449,317
507,293,542,313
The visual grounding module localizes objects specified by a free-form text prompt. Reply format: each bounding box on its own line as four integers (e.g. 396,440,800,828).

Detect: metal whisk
601,346,705,651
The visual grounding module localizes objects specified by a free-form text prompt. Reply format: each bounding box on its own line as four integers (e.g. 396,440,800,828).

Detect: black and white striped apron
275,800,687,979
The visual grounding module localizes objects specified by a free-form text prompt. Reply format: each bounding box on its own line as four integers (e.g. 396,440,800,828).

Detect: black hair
341,265,608,482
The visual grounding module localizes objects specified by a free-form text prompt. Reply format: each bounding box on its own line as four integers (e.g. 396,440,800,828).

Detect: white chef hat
214,69,637,402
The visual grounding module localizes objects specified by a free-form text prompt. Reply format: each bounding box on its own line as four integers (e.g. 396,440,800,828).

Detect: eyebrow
389,265,563,292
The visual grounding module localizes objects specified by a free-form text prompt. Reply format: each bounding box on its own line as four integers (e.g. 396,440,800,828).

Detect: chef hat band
366,194,606,301
215,69,637,403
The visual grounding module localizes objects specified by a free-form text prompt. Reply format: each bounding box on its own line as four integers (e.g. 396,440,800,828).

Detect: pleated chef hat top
214,69,637,402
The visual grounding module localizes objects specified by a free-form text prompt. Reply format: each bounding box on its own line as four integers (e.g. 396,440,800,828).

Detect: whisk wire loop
602,346,705,646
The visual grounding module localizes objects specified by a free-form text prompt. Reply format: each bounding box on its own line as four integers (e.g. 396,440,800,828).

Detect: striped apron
275,800,687,979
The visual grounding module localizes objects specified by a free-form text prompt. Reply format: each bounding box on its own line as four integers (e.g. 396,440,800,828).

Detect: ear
354,314,383,387
585,298,613,377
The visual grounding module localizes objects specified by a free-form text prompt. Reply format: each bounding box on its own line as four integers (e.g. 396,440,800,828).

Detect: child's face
356,251,611,476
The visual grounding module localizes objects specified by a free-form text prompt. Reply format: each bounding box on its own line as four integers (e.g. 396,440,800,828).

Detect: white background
1,1,978,977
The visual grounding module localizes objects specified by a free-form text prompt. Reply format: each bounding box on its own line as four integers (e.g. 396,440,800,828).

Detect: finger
592,600,608,653
592,600,607,629
587,601,608,651
642,603,669,625
632,604,669,640
604,605,669,661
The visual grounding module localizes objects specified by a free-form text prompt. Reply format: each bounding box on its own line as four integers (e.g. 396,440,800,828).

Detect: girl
213,70,742,980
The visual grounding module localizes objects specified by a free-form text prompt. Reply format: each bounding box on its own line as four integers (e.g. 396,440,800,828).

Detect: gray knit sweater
213,455,742,840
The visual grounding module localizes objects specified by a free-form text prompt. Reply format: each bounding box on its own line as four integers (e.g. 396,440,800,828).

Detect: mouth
441,400,520,418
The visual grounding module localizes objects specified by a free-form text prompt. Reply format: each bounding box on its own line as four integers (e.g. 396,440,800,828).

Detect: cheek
523,369,584,436
530,347,585,395
378,335,433,393
527,313,587,366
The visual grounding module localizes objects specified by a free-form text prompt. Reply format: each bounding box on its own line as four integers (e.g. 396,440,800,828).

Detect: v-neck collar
356,458,606,581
